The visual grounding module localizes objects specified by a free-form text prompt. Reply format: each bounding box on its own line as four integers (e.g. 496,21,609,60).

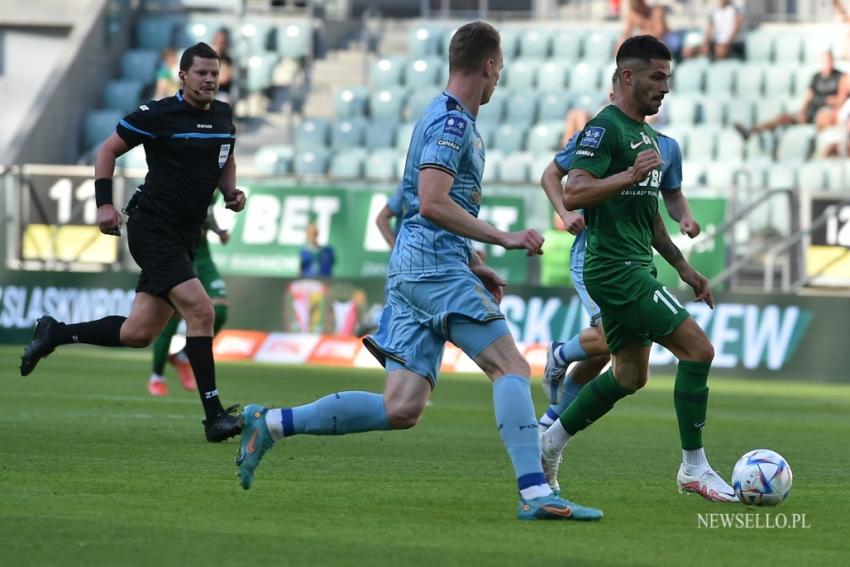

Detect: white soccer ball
731,449,793,506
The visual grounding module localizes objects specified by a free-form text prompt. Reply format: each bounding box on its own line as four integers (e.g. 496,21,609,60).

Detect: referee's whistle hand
96,204,123,237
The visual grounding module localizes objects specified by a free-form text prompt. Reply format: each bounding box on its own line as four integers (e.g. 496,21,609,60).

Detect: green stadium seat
492,123,526,153
405,57,442,88
121,50,160,85
497,152,533,183
672,59,706,94
581,31,615,62
405,89,441,121
666,95,699,126
537,92,570,122
365,148,401,180
103,79,143,113
254,145,295,175
276,21,312,59
238,21,275,57
777,125,816,160
294,148,330,176
552,30,583,60
245,53,279,92
700,96,727,126
370,56,406,88
568,62,599,94
369,87,407,121
84,110,123,149
526,121,563,153
735,64,765,97
334,87,369,118
745,32,774,63
294,117,331,149
715,128,746,162
329,148,368,178
136,16,179,51
519,29,552,58
684,126,718,161
331,118,367,150
764,65,794,98
536,61,569,92
774,34,804,64
503,58,539,90
504,91,538,125
476,94,505,125
365,119,398,149
705,61,740,95
408,24,442,57
394,122,416,150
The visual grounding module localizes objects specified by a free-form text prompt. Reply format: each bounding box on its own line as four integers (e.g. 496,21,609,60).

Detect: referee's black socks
52,316,126,346
184,336,224,418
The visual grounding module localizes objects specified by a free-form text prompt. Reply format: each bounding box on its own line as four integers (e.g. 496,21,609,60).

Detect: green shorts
193,240,227,300
586,265,689,354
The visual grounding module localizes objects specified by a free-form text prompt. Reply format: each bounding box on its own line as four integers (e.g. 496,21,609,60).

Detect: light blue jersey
554,130,683,322
389,92,485,279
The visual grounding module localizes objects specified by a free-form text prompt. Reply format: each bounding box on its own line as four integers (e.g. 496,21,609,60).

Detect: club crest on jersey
218,144,230,168
443,116,467,137
470,188,482,204
579,126,605,148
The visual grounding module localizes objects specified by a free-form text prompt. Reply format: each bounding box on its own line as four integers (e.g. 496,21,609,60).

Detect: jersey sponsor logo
196,123,213,129
579,126,605,148
218,144,231,168
443,116,467,137
436,138,461,151
575,149,594,157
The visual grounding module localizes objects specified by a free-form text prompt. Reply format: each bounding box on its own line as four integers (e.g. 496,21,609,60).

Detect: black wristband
94,178,113,207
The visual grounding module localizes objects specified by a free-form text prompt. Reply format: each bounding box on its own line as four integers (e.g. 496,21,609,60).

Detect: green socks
559,368,634,435
152,319,180,375
674,360,711,450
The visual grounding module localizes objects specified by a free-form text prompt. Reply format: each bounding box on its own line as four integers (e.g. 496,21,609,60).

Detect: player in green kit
540,35,737,502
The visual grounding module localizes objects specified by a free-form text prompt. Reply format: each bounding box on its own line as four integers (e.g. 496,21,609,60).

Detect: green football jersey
569,104,663,282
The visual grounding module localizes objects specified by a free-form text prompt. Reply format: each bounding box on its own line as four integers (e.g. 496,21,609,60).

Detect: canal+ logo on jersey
579,126,605,149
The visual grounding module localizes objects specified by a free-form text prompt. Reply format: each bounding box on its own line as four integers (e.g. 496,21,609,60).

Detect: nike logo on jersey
630,140,644,149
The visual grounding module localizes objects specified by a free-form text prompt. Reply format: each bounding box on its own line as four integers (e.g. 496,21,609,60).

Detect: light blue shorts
363,272,511,387
572,267,602,326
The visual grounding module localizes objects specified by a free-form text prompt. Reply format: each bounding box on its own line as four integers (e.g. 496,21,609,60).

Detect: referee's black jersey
116,91,236,229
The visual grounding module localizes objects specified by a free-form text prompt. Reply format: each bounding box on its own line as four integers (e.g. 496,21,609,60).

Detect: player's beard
633,80,659,117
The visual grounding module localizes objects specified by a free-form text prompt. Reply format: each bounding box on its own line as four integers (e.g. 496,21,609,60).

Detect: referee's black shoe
204,404,243,442
20,316,58,377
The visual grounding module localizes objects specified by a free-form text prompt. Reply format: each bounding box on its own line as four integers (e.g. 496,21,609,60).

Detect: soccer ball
731,449,793,506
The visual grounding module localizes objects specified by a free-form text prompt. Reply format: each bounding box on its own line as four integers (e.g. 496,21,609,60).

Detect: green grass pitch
1,345,847,566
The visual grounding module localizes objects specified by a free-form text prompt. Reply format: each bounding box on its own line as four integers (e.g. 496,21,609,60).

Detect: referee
20,42,246,443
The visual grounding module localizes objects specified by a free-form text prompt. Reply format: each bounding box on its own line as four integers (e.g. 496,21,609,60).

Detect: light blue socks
493,374,548,493
280,391,391,436
554,334,590,366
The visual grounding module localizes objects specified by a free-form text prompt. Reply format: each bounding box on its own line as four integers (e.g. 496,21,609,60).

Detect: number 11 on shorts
653,286,684,314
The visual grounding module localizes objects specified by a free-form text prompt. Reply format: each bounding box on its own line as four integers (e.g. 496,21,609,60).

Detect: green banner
209,184,529,283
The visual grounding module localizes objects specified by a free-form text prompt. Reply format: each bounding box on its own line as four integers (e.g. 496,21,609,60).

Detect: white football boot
677,464,739,503
540,429,563,494
541,341,567,404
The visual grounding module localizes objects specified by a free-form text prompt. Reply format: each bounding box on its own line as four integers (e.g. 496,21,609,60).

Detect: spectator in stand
619,1,679,56
211,28,235,104
736,51,849,139
154,48,179,100
300,222,335,277
683,0,745,60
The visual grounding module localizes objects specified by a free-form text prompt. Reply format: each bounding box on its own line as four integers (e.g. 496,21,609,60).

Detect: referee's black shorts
127,208,200,299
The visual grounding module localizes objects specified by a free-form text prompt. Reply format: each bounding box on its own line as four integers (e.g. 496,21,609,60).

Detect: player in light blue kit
234,21,602,521
535,74,701,493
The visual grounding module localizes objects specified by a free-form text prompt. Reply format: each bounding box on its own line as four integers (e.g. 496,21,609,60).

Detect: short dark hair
615,34,672,66
448,21,501,73
179,42,220,71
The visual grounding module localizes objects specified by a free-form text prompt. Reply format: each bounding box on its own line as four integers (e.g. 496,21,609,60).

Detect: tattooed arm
652,212,714,307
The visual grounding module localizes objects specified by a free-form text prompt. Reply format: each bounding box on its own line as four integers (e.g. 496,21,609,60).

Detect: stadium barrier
0,269,842,382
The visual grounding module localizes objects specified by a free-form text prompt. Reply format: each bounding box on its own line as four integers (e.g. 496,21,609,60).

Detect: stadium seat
531,154,552,182
536,60,569,92
536,92,570,122
84,110,123,149
238,21,275,57
408,24,442,57
526,122,563,153
177,19,229,48
803,34,834,64
294,148,330,175
482,149,503,183
735,64,765,98
439,27,459,56
331,118,367,150
519,29,552,58
404,57,442,89
744,133,776,161
406,89,441,121
365,148,401,180
774,34,804,64
671,59,706,94
498,28,521,59
254,145,295,175
136,16,179,51
745,32,775,63
504,91,538,125
370,56,407,88
791,66,817,97
752,96,784,125
245,53,279,92
492,123,526,153
334,87,369,118
766,161,799,190
715,128,746,162
294,117,331,149
684,126,718,161
700,96,727,126
764,65,795,99
120,50,160,85
475,122,497,146
276,21,312,59
329,148,368,178
103,79,143,113
503,58,539,90
369,88,407,121
814,126,846,157
116,144,148,170
667,95,700,126
777,125,816,161
681,161,705,188
571,92,607,113
551,30,583,60
705,61,740,96
477,94,505,125
736,160,770,190
704,161,741,191
497,152,533,183
365,119,398,149
581,31,615,62
825,161,850,192
798,161,830,190
568,62,599,94
660,126,689,157
395,122,416,150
